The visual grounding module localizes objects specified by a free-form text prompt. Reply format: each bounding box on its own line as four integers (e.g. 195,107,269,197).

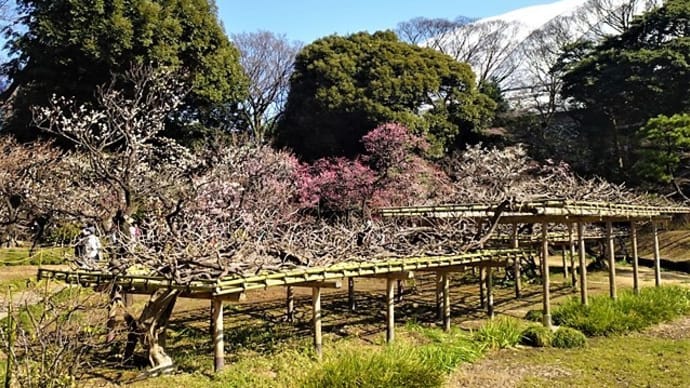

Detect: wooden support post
442,273,450,332
313,287,322,359
607,221,617,300
479,267,486,309
578,222,588,305
569,223,577,289
631,222,640,295
348,277,356,312
386,277,395,343
396,279,404,303
212,298,224,372
512,222,521,298
653,221,662,287
286,286,295,323
562,246,568,279
541,223,552,328
486,266,494,319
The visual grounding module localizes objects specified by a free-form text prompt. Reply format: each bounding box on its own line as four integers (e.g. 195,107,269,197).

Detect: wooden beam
468,261,509,268
443,273,450,332
312,287,322,359
607,221,617,300
187,292,246,302
486,266,494,319
386,278,395,343
653,222,662,287
578,222,588,305
366,272,414,280
212,298,224,372
286,286,294,323
429,265,467,273
631,222,640,295
293,280,342,289
541,223,552,328
348,277,356,312
513,222,521,298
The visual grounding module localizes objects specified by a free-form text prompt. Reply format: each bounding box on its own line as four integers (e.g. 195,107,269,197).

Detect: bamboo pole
512,223,521,298
313,286,323,359
442,273,450,332
486,266,494,319
607,222,617,300
561,247,568,279
286,286,295,323
386,278,395,343
578,222,588,305
631,222,640,295
396,279,404,303
348,277,356,312
212,298,224,372
541,223,552,328
569,223,577,289
653,222,662,287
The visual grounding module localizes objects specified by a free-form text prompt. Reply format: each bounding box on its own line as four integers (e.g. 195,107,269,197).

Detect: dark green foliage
524,309,543,322
553,286,690,336
560,0,690,183
520,325,553,347
3,0,247,140
551,327,586,349
275,31,496,160
636,113,690,189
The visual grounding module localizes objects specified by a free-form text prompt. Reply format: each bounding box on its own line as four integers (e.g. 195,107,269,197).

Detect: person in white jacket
75,225,102,268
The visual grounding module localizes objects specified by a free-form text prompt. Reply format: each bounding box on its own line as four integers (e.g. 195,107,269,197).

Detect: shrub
524,309,543,322
553,286,690,336
552,327,586,348
520,325,553,347
474,317,523,349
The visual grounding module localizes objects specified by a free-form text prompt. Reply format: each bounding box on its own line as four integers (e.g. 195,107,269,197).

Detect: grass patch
551,327,586,349
473,316,524,349
515,335,690,387
552,286,690,336
0,247,69,266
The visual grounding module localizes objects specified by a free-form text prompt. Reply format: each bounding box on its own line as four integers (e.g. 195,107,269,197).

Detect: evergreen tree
2,0,247,141
275,31,495,160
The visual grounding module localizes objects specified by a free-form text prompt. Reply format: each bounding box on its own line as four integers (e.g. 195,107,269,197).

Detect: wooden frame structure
36,199,689,372
378,199,690,327
38,249,524,371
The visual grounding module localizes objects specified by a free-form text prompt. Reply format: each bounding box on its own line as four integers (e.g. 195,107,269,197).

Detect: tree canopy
2,0,247,140
275,31,496,160
561,0,690,182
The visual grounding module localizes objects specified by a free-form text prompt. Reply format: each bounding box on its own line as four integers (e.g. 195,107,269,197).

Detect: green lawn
0,246,69,266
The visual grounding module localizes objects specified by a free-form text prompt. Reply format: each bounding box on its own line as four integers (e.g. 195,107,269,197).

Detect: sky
218,0,560,43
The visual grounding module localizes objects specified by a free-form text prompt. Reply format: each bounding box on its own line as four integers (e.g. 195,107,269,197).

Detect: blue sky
218,0,558,43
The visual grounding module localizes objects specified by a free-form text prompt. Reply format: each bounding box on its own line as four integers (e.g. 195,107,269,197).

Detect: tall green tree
275,31,495,160
561,0,690,182
1,0,247,141
636,113,690,198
